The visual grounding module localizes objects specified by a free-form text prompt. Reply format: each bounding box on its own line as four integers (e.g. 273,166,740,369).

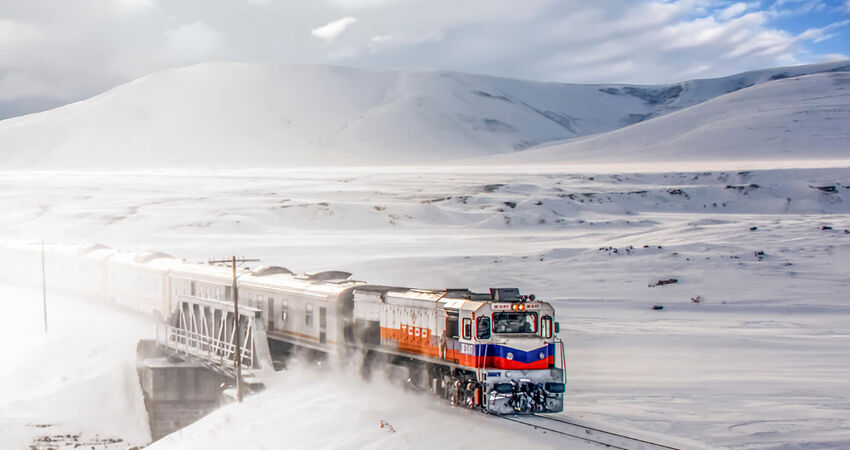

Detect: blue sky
0,0,848,119
766,0,849,56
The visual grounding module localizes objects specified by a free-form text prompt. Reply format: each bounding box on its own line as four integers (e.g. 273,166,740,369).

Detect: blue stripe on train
445,340,555,365
476,343,555,364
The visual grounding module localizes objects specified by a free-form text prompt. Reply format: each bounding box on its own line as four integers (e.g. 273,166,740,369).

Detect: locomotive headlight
506,352,514,360
539,352,545,360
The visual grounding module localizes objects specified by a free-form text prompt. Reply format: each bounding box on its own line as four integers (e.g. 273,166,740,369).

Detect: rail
499,414,682,450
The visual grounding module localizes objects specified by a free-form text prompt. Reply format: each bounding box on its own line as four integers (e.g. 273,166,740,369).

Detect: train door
444,310,459,362
458,310,476,367
267,296,275,331
319,307,327,344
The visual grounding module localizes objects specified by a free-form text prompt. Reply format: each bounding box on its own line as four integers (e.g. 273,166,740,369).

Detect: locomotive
0,241,566,414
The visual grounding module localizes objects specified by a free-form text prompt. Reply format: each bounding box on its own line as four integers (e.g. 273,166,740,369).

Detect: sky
0,0,848,119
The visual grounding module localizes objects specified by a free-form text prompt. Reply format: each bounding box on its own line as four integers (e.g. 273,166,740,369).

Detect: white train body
0,242,566,414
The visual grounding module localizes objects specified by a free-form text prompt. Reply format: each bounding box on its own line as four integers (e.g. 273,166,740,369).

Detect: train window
306,303,314,327
281,300,288,323
477,316,491,340
462,318,472,340
446,313,459,339
541,315,553,338
492,312,538,334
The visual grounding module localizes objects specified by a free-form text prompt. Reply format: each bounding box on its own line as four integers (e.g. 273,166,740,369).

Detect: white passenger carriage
48,244,116,301
108,251,182,317
239,269,364,353
169,262,235,307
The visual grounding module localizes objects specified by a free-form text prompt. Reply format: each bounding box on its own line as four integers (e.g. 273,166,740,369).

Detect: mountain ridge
1,60,848,168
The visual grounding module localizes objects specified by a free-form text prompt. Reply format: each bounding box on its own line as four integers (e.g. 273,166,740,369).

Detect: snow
0,60,847,168
480,71,850,165
1,164,849,449
147,363,584,450
0,285,154,449
1,58,849,449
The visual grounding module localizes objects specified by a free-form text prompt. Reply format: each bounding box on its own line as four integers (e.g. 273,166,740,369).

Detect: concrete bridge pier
136,340,229,441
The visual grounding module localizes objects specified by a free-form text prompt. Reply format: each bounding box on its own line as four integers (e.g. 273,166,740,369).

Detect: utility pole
208,256,259,403
41,241,47,333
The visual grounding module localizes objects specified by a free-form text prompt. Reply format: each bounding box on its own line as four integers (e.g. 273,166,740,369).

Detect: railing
555,336,567,383
155,294,274,379
159,325,255,370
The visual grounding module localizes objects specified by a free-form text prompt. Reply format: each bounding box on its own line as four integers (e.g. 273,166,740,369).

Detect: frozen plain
1,164,849,449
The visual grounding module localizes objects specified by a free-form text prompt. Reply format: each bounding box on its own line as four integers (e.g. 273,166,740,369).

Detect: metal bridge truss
157,294,275,381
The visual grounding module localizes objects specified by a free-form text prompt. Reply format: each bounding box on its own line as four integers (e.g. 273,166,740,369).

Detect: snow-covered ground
0,285,154,449
1,164,849,449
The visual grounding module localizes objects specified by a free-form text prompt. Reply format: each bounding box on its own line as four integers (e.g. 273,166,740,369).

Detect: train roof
356,288,489,312
42,243,116,262
77,244,116,259
250,265,293,277
110,250,183,270
240,270,364,297
169,261,242,282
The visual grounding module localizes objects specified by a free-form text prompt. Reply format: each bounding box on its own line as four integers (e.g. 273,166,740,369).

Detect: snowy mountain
0,60,848,168
481,70,850,165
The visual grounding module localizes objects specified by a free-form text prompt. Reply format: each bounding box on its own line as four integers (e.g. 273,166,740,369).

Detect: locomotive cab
352,285,564,415
472,288,565,414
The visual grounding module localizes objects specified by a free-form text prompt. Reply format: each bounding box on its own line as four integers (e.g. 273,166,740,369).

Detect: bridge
155,294,275,383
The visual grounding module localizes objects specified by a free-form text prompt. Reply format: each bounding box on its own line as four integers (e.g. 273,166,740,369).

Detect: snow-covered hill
481,70,850,165
1,61,847,168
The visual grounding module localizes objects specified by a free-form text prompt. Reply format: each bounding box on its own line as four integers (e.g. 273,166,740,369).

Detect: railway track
500,414,681,450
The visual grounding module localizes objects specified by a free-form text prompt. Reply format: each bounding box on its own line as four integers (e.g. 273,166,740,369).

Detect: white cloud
798,19,850,44
0,72,52,101
323,0,407,9
0,0,847,119
163,22,224,60
718,2,749,21
846,0,850,13
311,17,357,42
0,20,42,49
768,0,828,18
821,53,849,62
116,0,156,11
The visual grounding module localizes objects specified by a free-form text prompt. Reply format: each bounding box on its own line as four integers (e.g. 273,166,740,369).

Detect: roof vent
443,289,472,299
490,288,521,302
251,266,294,277
133,251,175,263
305,270,352,282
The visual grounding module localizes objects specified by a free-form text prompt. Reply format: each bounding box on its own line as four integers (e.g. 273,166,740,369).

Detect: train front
476,288,565,414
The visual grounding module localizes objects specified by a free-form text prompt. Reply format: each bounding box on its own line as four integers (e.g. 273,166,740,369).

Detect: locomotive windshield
492,312,538,334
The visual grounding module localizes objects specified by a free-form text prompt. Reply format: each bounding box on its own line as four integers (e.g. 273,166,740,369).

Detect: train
0,241,566,414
